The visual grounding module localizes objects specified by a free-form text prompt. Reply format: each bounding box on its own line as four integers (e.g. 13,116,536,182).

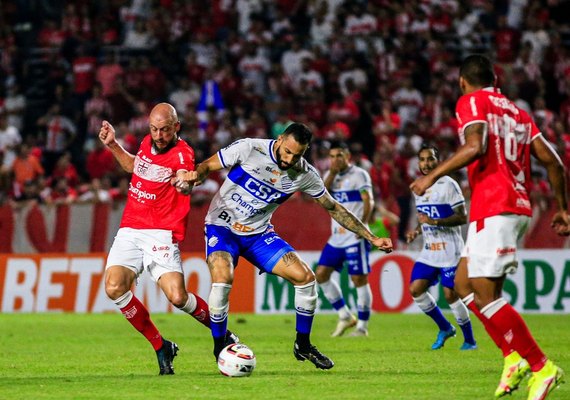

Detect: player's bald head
150,103,178,125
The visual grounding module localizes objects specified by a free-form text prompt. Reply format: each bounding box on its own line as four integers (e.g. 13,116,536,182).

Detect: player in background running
183,123,393,370
411,55,568,400
315,141,375,337
406,144,477,351
99,103,237,375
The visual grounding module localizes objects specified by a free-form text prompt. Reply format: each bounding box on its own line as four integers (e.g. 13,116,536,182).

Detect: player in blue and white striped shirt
315,141,375,337
406,144,477,351
183,123,393,369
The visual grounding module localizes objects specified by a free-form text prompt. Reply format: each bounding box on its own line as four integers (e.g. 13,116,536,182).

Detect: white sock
319,279,351,320
413,292,437,313
449,299,470,326
177,293,197,314
356,284,372,330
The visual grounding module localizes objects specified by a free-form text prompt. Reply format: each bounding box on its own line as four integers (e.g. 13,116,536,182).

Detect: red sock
466,300,513,357
487,302,546,372
191,293,211,328
121,295,163,351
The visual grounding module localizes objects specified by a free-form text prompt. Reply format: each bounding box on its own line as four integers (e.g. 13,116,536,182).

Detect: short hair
329,140,349,152
459,54,495,87
418,143,440,160
283,122,312,145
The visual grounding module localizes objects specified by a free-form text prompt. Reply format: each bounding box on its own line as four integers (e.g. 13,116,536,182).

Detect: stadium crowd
0,0,569,246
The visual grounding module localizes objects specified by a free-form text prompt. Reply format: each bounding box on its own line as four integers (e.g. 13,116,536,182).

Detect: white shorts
461,214,530,278
106,227,182,282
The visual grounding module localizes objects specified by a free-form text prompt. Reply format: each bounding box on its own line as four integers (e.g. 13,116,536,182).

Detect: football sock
413,292,453,331
463,293,512,357
319,279,352,320
115,291,162,351
449,299,475,344
481,298,546,372
356,284,372,330
177,293,211,328
295,281,318,335
209,283,231,339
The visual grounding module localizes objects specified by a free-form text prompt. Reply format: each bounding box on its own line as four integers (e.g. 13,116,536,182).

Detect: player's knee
351,274,368,287
409,282,424,298
168,291,187,308
298,267,316,286
443,289,458,304
105,277,129,300
315,266,329,284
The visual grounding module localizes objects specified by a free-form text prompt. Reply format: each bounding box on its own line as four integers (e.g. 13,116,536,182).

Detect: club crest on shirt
281,176,293,190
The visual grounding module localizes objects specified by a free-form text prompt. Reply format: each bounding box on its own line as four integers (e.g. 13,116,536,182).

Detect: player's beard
275,145,293,170
152,137,176,154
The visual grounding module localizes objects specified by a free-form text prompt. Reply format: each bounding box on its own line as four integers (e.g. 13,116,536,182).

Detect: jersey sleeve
455,94,488,130
358,169,373,194
217,139,252,169
447,178,465,209
301,164,327,198
520,109,543,141
174,144,195,172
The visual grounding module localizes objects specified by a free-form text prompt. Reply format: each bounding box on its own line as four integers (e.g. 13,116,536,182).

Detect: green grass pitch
0,313,568,400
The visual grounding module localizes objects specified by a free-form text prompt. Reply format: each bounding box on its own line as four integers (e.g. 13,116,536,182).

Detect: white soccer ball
217,343,256,377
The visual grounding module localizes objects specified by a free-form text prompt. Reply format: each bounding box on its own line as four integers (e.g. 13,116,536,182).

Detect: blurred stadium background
0,0,570,315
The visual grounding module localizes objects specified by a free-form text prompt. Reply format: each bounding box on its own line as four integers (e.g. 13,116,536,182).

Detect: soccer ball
217,343,256,377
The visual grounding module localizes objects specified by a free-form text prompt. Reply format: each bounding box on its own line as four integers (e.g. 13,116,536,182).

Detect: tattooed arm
315,191,393,252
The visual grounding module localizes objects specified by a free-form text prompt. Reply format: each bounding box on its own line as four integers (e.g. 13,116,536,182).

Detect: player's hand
99,120,116,146
370,237,393,253
551,210,570,236
405,230,418,243
417,212,433,225
171,176,192,194
410,175,435,196
183,170,204,187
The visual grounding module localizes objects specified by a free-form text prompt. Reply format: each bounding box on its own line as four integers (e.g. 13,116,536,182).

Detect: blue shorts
411,262,456,289
317,241,371,276
205,224,295,273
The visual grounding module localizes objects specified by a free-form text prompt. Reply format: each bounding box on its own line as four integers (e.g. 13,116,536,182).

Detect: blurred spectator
51,152,80,188
238,43,270,96
12,144,45,187
96,52,124,97
37,19,67,48
0,112,22,171
390,77,424,132
86,140,117,180
47,176,78,205
78,177,112,204
169,76,200,116
123,18,156,50
37,104,77,175
11,179,43,207
4,83,26,132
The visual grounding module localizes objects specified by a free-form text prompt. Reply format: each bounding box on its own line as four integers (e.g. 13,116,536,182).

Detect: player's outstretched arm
98,120,135,173
183,153,223,187
316,191,393,252
410,124,485,196
531,135,570,235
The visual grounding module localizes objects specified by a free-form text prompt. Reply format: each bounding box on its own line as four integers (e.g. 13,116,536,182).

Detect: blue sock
211,316,228,339
357,310,370,321
296,313,314,334
425,307,453,332
331,298,346,311
459,320,476,344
